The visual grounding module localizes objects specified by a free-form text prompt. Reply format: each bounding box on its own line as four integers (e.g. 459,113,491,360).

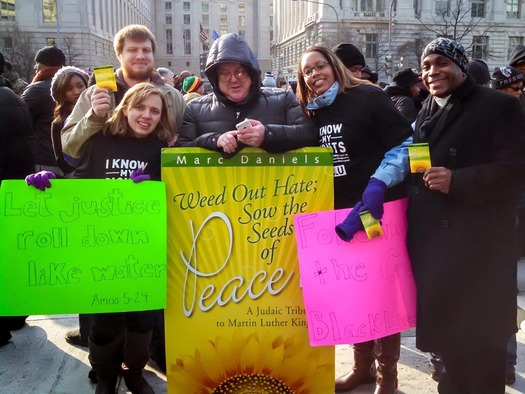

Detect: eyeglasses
302,61,329,78
509,85,523,92
217,67,248,82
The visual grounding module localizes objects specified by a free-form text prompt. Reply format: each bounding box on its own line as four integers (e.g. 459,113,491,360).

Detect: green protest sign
0,179,167,315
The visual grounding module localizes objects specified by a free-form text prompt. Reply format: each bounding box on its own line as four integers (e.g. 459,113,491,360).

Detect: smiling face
123,93,162,138
421,54,467,98
118,38,155,82
216,62,252,102
64,74,87,105
301,51,335,96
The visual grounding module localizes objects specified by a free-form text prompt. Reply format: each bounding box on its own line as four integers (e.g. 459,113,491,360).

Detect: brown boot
374,333,400,394
335,340,376,392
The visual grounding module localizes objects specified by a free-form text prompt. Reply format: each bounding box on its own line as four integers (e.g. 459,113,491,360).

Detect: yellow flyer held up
162,147,335,393
93,65,117,92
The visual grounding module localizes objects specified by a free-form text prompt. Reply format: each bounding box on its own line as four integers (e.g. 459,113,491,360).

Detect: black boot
335,340,376,392
374,333,400,394
122,330,154,394
89,337,122,394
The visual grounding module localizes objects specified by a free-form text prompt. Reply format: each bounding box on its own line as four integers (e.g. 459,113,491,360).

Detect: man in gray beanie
407,37,525,393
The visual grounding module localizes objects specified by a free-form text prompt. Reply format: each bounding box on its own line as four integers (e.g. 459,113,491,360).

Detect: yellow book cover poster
162,147,335,393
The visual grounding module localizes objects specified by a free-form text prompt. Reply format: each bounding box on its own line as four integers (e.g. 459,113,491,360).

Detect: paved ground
1,315,525,394
3,258,525,393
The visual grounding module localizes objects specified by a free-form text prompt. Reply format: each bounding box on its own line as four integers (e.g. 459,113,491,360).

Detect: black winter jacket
176,33,317,154
384,84,419,123
0,76,34,181
21,77,56,166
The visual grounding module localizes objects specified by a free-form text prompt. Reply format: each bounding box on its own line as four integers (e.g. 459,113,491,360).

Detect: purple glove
361,177,387,219
335,201,366,242
25,171,56,191
130,168,151,183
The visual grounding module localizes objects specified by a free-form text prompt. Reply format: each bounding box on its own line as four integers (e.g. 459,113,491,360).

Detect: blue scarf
306,81,339,110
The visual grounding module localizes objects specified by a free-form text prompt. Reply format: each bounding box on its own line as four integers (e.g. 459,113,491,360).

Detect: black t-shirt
73,132,167,181
312,85,412,209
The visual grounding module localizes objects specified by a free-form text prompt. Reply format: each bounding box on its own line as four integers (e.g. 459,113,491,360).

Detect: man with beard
61,24,184,163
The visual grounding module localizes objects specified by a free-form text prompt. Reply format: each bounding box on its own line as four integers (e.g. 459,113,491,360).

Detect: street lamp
292,0,340,43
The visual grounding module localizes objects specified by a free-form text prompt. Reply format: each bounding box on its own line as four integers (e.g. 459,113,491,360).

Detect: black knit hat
332,43,365,68
422,38,468,72
393,68,421,88
490,66,524,89
466,59,490,85
35,45,66,67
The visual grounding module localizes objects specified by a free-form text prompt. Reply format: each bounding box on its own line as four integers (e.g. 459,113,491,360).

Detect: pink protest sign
293,198,416,346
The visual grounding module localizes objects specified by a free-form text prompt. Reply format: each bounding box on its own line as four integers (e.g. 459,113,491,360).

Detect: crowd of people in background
3,23,525,394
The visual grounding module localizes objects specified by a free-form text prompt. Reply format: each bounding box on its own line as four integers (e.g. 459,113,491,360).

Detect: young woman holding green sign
26,82,175,394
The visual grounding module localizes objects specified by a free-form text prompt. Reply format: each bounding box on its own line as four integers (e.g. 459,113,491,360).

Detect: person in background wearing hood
333,43,366,78
22,45,66,175
384,68,421,124
490,65,525,387
0,50,33,348
3,60,28,95
176,33,317,155
182,75,205,103
409,38,525,393
262,71,277,87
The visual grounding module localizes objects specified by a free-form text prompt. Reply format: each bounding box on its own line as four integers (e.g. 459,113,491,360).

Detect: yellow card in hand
408,143,431,173
359,210,383,239
93,65,117,92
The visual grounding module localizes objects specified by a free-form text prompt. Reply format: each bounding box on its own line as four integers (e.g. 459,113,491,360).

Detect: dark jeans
438,347,506,394
90,311,155,345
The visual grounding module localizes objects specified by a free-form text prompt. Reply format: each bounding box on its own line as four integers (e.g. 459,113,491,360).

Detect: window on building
46,37,55,46
220,2,227,12
203,14,209,25
166,29,173,54
360,0,373,12
166,15,172,24
239,3,245,13
435,0,449,17
184,14,190,24
239,15,245,27
183,1,190,11
220,28,228,36
270,15,273,26
184,28,191,55
270,30,273,41
507,0,520,18
472,36,488,59
413,0,421,18
365,33,377,58
220,15,227,26
202,2,209,12
239,30,245,38
1,0,15,22
43,0,57,23
471,0,485,17
165,1,172,11
508,36,524,59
